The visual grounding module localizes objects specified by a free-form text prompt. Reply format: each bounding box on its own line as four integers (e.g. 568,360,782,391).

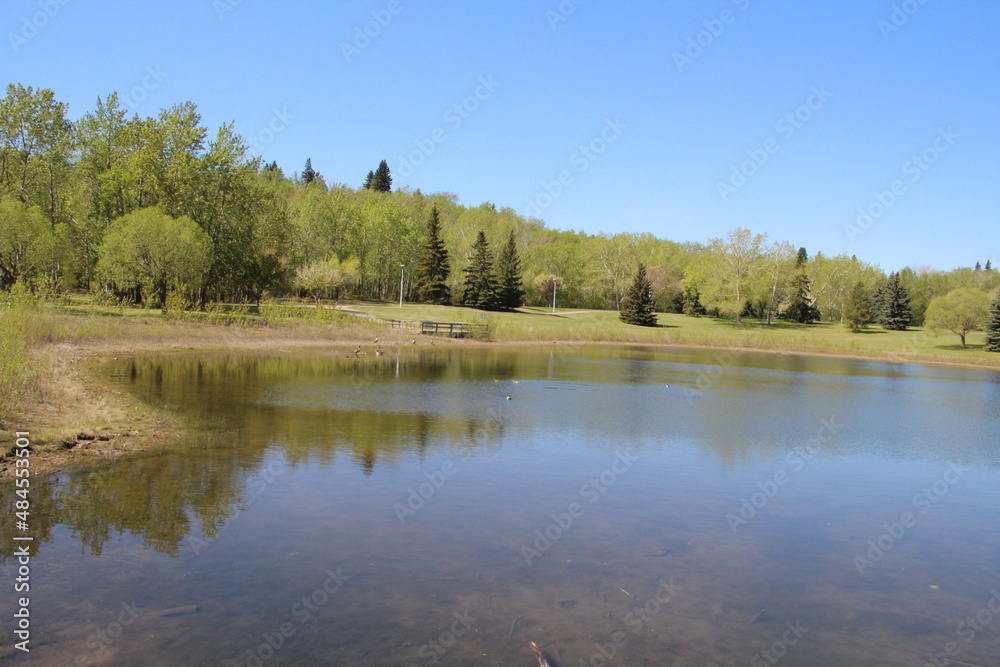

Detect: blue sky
3,0,998,272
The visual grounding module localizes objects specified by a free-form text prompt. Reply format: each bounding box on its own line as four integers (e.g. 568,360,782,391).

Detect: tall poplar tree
495,231,525,310
462,230,498,310
415,206,451,304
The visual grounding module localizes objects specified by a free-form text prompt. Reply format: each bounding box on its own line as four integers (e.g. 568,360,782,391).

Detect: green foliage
495,231,525,310
462,231,499,310
685,227,767,324
844,281,872,332
162,288,192,317
293,256,360,303
872,272,912,331
925,288,990,349
782,273,820,323
97,207,213,305
0,198,58,288
371,160,392,193
0,283,43,421
301,158,317,184
620,264,657,326
682,284,706,316
415,206,451,304
985,292,1000,353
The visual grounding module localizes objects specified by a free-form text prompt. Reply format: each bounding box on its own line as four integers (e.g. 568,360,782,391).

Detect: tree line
0,83,998,345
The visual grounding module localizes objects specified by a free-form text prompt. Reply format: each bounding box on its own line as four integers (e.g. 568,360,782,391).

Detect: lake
3,344,1000,666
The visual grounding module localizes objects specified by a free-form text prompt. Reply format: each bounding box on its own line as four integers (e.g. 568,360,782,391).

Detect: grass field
352,302,1000,369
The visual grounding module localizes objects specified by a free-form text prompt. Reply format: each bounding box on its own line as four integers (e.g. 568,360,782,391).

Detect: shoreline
3,318,998,482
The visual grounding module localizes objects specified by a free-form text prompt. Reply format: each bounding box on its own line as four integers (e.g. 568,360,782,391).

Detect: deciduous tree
924,288,990,349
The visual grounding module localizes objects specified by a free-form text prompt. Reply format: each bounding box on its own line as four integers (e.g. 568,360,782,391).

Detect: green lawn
350,302,1000,369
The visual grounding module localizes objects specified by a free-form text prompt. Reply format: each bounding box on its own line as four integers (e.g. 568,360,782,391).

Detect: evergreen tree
620,264,657,326
873,272,912,330
682,284,706,317
987,260,994,271
495,231,525,310
302,158,316,184
795,247,808,269
415,206,451,305
975,261,982,271
362,170,375,189
372,159,392,192
782,273,820,323
844,281,872,332
462,230,498,310
985,292,1000,353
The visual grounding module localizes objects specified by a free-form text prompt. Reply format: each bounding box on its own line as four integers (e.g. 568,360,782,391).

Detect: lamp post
398,264,405,307
552,278,557,313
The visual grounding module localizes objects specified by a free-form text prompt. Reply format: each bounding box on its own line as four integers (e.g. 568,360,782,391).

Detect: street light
399,264,405,307
551,278,557,313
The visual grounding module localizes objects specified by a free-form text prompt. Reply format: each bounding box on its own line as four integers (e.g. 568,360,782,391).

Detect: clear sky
3,0,998,272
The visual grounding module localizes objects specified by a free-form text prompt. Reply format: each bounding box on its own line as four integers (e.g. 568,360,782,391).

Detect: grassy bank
2,295,998,480
353,302,1000,369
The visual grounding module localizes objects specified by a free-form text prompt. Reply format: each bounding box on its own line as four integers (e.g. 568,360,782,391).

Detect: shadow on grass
935,343,984,352
710,317,829,331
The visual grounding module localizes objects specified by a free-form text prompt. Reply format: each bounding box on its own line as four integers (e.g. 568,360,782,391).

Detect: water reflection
2,346,999,666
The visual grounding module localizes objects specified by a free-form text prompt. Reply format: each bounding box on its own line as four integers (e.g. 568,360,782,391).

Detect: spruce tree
985,292,1000,353
415,206,451,305
795,247,808,269
620,264,657,326
844,281,872,332
462,231,498,310
302,158,316,184
495,231,525,310
987,260,993,271
682,284,705,317
372,159,392,192
363,170,375,189
783,273,820,323
875,272,912,330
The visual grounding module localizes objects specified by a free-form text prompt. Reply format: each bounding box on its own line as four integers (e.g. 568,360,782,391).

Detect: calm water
3,345,1000,666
